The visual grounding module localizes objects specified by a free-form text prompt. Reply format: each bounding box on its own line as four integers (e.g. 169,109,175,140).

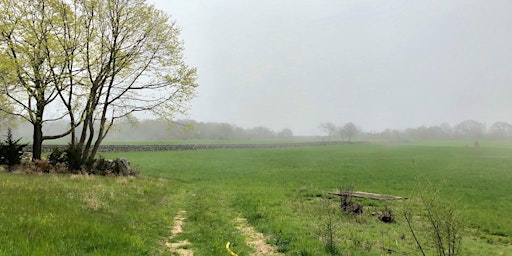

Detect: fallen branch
330,191,406,201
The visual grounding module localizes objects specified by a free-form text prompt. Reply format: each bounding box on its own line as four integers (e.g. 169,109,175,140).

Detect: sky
148,0,512,135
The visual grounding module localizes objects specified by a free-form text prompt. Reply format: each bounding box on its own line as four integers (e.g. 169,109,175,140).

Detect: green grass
0,174,183,255
105,143,512,255
2,142,512,255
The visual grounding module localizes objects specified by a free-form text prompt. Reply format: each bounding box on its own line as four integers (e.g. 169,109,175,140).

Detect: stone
115,158,132,176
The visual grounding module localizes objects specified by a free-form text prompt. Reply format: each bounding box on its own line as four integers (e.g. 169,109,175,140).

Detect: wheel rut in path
166,210,193,256
234,217,284,256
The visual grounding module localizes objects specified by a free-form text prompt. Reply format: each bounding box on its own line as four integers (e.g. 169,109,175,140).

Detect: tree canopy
0,0,197,161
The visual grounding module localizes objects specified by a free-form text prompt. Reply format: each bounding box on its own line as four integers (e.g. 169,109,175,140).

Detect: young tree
403,181,464,256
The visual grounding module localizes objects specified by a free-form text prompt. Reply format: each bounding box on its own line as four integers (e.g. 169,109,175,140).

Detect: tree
453,120,485,139
72,0,197,163
488,122,512,139
0,95,15,129
319,122,337,141
277,128,293,138
340,122,360,142
0,0,197,162
0,0,79,159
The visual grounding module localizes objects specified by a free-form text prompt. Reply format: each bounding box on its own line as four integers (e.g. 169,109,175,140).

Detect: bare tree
319,122,337,141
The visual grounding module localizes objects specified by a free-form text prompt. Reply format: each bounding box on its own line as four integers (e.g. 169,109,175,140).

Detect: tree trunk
32,122,43,160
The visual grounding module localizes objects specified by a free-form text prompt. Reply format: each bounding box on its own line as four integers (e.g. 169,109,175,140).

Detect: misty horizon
144,1,512,136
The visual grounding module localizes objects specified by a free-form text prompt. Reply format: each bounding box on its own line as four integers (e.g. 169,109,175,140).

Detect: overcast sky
148,0,512,135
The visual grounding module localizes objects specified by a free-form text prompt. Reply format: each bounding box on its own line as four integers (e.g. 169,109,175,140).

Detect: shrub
64,144,85,172
0,129,27,170
48,144,86,173
48,147,66,166
403,183,464,256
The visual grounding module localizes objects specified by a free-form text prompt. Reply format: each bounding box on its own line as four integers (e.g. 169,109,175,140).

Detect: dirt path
165,210,193,256
235,217,284,256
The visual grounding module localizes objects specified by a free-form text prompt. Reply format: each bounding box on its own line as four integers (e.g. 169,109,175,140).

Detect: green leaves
1,0,197,159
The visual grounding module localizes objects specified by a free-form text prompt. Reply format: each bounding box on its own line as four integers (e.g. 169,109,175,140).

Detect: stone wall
37,141,351,153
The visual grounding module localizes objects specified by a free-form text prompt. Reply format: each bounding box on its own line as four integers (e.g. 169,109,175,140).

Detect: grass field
1,142,512,255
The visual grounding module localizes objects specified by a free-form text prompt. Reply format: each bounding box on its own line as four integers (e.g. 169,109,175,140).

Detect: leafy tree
0,0,82,159
453,120,485,139
0,0,197,162
68,0,197,163
340,122,360,142
488,121,512,139
277,128,293,138
0,95,15,129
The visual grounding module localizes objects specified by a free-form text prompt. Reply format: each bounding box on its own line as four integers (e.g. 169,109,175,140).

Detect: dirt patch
165,210,193,256
235,217,283,256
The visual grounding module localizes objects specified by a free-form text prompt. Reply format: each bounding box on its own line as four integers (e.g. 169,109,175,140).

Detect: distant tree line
4,118,512,144
1,119,295,142
319,120,512,142
367,120,512,142
106,119,294,141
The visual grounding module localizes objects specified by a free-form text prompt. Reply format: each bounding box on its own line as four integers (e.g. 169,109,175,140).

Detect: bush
48,147,66,166
48,144,86,173
0,129,27,170
64,144,85,172
403,183,463,256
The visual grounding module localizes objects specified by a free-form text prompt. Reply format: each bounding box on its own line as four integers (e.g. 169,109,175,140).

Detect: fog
147,1,510,135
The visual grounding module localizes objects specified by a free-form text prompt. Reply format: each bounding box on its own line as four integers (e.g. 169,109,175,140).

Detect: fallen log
330,191,406,201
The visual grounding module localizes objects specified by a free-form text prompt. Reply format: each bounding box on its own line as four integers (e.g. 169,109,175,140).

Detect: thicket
0,129,137,176
40,145,138,176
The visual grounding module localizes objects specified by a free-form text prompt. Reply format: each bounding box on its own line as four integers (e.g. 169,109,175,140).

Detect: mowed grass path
1,143,511,255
